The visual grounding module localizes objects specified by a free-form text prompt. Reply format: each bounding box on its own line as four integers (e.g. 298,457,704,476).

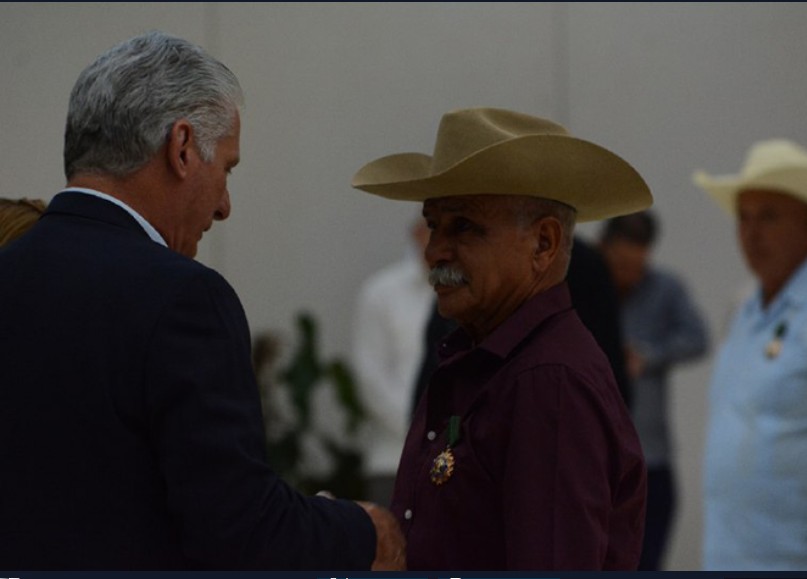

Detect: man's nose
424,230,452,268
215,189,231,221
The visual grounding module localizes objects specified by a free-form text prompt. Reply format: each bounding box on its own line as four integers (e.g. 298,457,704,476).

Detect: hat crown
742,139,807,179
431,108,570,174
693,138,807,216
351,106,653,222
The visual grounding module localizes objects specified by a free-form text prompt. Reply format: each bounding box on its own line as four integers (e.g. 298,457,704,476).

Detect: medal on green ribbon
430,415,460,485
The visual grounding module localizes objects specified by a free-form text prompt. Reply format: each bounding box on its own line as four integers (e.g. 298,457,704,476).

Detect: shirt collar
780,255,807,308
60,187,167,247
439,282,574,361
744,255,807,324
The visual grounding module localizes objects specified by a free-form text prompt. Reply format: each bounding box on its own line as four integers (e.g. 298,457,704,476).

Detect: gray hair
64,31,244,179
510,196,577,264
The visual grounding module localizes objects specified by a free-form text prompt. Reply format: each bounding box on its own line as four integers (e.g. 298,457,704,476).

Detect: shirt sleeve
144,268,375,569
638,275,709,372
497,364,645,570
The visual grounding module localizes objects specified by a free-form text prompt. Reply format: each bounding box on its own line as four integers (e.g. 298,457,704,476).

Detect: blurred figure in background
0,197,46,246
599,209,709,570
352,216,434,505
567,235,633,408
695,139,807,570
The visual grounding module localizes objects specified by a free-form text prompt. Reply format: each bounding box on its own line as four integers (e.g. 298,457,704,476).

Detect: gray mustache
428,264,468,288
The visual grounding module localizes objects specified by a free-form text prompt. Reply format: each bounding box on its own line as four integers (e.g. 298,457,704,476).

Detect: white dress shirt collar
60,187,167,247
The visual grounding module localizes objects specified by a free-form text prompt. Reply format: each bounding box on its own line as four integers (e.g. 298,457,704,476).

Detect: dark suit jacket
0,192,374,570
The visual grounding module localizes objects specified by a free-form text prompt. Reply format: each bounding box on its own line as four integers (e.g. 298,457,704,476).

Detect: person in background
0,197,46,246
567,235,633,408
694,139,807,570
352,107,650,570
352,216,433,505
0,31,403,570
599,209,709,570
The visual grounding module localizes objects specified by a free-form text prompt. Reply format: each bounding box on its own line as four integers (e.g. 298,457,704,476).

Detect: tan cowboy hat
693,139,807,215
351,107,652,222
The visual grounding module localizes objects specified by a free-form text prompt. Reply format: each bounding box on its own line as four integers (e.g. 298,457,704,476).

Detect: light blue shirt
704,256,807,570
62,188,167,247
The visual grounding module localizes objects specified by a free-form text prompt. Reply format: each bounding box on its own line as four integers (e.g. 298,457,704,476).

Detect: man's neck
66,170,169,247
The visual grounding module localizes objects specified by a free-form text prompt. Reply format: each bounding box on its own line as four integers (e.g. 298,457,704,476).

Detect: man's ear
166,119,195,179
532,216,562,274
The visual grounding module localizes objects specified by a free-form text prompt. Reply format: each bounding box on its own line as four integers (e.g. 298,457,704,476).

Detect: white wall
3,2,807,569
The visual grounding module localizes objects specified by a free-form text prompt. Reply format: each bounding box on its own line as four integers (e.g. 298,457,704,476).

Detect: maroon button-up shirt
391,283,647,570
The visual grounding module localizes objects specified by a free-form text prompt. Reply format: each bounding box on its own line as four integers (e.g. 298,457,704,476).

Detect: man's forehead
738,188,807,210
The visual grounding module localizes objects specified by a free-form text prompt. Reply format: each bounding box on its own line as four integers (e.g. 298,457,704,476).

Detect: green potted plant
253,312,367,499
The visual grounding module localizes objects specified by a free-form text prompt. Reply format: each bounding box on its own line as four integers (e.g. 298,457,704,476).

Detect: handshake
359,501,407,571
317,491,406,570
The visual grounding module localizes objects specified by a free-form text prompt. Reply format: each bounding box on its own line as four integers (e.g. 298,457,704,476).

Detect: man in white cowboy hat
352,107,651,570
694,139,807,570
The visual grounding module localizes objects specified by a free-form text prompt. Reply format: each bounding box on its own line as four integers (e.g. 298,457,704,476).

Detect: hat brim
694,168,807,216
352,134,652,222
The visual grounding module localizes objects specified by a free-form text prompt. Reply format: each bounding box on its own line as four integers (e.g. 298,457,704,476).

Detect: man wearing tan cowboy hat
694,139,807,570
352,107,651,570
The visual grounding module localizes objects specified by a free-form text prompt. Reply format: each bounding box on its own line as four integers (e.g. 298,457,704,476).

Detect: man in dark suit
0,31,403,570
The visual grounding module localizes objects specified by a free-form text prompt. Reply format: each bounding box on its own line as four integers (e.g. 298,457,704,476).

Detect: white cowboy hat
693,139,807,215
351,107,652,222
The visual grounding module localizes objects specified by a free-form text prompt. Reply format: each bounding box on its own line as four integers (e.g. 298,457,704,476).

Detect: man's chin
435,288,466,319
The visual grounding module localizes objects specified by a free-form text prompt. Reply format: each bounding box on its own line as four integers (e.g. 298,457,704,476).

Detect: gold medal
430,447,455,485
765,338,782,359
429,415,461,486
